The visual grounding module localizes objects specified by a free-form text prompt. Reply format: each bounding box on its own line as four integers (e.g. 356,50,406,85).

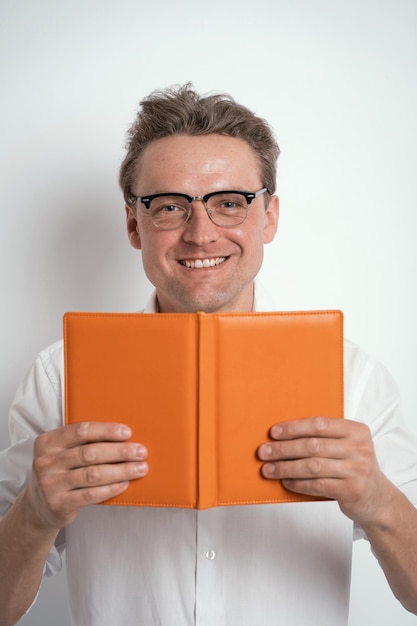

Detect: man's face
126,134,279,313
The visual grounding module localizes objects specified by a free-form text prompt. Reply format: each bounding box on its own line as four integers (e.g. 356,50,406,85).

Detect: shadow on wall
26,184,151,320
1,176,153,448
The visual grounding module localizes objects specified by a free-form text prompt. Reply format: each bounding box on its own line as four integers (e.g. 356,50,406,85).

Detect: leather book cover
64,310,344,508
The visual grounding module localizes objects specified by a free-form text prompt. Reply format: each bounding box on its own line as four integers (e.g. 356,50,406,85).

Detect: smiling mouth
179,257,227,269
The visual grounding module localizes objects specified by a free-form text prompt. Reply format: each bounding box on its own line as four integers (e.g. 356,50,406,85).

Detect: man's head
121,84,280,313
119,83,280,208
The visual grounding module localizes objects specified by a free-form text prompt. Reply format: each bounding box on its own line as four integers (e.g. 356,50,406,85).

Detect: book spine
196,313,217,509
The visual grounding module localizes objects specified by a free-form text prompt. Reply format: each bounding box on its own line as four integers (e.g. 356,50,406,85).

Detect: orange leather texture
64,311,344,508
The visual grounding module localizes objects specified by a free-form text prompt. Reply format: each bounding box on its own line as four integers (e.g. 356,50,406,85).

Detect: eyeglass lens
148,192,249,229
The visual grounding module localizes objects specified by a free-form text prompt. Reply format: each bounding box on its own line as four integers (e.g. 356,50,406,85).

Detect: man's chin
157,283,252,314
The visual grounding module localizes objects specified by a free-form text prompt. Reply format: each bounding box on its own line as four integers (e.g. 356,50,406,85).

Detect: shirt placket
194,509,225,626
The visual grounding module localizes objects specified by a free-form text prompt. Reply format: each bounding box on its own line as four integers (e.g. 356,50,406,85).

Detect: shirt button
205,550,216,560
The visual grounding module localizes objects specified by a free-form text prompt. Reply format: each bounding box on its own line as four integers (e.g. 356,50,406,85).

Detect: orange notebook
64,311,344,509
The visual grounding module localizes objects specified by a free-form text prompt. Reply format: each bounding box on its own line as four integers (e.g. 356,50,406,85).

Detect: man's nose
182,201,220,245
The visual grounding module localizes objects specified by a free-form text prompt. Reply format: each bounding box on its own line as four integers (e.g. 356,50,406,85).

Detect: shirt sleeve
0,340,65,576
344,340,417,539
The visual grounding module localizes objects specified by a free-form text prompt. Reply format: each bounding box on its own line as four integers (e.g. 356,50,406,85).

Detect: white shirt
2,283,417,625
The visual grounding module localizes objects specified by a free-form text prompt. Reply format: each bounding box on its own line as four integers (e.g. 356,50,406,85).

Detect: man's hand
257,417,386,526
25,422,148,530
258,417,417,613
0,423,148,624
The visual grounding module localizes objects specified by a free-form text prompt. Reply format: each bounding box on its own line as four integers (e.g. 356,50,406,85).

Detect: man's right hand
25,422,148,530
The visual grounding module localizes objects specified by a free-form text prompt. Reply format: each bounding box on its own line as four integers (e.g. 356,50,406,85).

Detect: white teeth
182,257,226,269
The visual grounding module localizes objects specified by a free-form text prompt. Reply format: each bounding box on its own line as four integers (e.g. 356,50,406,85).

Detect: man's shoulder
34,339,64,388
343,337,384,378
38,338,64,364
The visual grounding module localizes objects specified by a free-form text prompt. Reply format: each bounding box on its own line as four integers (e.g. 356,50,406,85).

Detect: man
1,84,417,626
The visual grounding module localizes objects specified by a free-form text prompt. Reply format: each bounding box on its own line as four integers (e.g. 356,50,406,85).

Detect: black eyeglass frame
131,187,269,210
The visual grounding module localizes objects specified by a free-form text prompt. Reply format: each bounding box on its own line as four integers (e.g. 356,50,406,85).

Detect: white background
1,1,416,624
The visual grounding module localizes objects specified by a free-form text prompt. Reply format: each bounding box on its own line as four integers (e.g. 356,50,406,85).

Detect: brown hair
119,83,280,205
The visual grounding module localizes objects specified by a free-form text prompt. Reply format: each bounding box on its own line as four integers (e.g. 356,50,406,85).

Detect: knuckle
118,444,130,461
33,432,48,454
362,441,375,460
81,488,98,505
306,457,322,476
357,457,373,480
79,444,97,464
306,437,322,455
357,421,371,436
32,453,53,478
353,441,375,472
313,478,327,495
358,449,372,468
83,465,101,485
47,493,66,516
312,416,329,432
75,421,92,440
32,454,46,473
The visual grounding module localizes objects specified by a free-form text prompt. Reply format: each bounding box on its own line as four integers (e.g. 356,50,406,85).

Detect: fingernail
133,462,148,476
134,444,147,460
270,425,283,439
260,444,273,458
263,463,275,476
120,426,132,438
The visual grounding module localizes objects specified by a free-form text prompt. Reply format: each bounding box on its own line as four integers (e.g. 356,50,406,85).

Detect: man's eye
161,204,181,212
211,194,246,212
220,201,239,209
152,203,184,215
215,199,245,212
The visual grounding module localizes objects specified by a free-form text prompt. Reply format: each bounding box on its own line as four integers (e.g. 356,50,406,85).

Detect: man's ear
125,205,142,250
263,194,279,244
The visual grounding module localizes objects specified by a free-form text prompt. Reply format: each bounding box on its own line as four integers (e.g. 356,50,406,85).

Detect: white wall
1,1,416,624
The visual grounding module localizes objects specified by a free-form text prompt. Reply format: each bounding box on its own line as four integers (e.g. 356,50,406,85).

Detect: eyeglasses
130,187,269,230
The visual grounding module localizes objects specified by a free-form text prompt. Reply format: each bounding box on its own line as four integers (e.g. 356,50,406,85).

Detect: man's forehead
135,134,260,183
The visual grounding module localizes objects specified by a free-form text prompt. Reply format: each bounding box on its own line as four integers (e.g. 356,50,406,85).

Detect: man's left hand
257,417,386,525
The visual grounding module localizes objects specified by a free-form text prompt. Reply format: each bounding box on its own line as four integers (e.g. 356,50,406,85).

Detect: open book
64,310,343,508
